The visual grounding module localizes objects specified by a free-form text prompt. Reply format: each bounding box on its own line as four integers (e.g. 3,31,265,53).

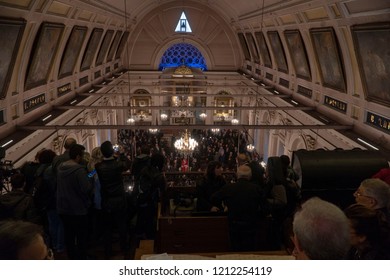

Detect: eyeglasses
354,190,373,199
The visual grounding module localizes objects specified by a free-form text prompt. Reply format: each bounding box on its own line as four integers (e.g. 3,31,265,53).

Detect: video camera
0,147,18,193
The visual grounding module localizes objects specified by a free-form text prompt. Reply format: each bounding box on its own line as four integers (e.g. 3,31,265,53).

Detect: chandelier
127,116,135,124
160,113,168,121
211,128,220,134
246,144,255,152
231,118,239,125
199,112,207,120
174,129,198,154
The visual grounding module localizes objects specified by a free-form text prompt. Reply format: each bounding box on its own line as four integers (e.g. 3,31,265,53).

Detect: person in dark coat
52,137,77,175
95,141,131,259
135,153,166,239
196,161,226,212
57,144,92,260
211,165,262,251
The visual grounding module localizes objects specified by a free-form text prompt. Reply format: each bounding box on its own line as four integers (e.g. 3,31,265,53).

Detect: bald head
237,165,252,180
64,138,76,150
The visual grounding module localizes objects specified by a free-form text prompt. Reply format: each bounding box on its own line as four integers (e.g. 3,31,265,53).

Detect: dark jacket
52,151,70,175
211,178,262,225
0,190,41,223
95,155,131,212
137,165,166,206
196,175,226,211
57,160,92,215
33,163,57,212
246,161,265,187
131,154,150,181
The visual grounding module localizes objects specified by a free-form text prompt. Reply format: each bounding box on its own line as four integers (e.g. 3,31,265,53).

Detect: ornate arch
158,43,208,70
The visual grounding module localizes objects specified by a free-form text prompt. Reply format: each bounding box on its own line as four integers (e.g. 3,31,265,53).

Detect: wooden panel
156,216,230,253
156,210,276,254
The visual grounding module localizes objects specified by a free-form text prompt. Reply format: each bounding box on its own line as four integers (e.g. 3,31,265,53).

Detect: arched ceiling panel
127,1,241,70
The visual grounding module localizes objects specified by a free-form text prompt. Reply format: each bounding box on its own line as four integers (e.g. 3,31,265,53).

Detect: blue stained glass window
159,43,207,71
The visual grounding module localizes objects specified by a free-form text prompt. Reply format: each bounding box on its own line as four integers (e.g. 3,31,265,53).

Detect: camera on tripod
0,147,18,193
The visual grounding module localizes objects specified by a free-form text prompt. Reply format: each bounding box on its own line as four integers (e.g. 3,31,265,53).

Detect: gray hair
360,178,390,209
293,197,350,260
237,165,252,180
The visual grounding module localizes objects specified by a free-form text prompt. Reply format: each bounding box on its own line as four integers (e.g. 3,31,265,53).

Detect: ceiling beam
18,124,353,130
55,105,313,111
78,92,289,98
96,84,269,89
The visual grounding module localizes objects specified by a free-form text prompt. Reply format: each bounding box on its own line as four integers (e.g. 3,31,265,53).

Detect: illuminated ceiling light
291,100,299,105
42,115,52,122
1,140,13,148
160,113,168,121
357,138,379,150
149,128,159,134
231,118,239,125
274,90,280,94
174,129,198,155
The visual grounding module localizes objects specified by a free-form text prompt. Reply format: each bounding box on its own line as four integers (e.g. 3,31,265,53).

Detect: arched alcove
159,43,207,70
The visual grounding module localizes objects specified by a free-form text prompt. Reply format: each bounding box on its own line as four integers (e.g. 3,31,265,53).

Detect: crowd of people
0,129,390,260
117,128,260,173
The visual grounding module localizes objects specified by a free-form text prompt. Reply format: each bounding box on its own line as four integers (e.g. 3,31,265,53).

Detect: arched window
159,43,207,71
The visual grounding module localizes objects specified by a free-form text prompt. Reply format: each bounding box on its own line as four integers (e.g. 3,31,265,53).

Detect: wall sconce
160,113,168,121
199,112,207,120
127,116,135,124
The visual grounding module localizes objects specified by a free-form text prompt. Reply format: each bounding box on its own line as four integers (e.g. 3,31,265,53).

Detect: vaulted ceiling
0,0,389,163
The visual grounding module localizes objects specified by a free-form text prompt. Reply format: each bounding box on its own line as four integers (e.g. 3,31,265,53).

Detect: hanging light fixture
246,144,255,152
148,128,159,134
127,116,135,124
199,112,207,120
160,113,168,121
174,129,198,155
211,128,220,134
231,118,239,125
